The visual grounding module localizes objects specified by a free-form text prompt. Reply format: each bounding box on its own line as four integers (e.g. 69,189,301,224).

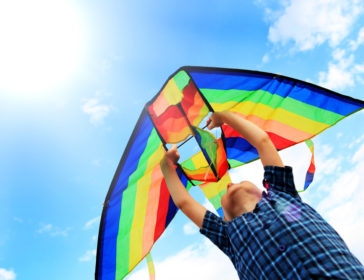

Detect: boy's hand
206,112,226,130
162,145,180,166
160,145,207,229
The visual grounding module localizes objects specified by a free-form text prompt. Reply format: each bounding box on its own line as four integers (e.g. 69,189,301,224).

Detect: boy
160,111,364,279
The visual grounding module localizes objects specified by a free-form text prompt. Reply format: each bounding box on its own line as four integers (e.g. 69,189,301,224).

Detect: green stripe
208,189,226,210
201,88,343,125
185,180,193,191
228,158,244,168
115,129,161,279
305,138,314,148
181,157,196,170
174,70,190,91
191,180,204,185
195,127,218,168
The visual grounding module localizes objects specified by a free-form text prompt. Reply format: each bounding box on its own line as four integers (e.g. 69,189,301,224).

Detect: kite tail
146,253,155,280
303,139,315,191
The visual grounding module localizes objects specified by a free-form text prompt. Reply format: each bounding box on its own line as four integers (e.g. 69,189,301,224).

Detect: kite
95,66,364,280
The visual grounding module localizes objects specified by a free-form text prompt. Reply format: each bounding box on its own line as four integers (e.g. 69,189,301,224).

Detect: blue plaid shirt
200,166,364,279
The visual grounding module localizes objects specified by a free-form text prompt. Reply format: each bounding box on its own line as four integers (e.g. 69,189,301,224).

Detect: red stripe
153,179,170,242
181,80,198,111
216,139,228,178
183,168,217,182
308,162,316,173
149,105,192,143
222,125,296,150
267,132,296,149
181,80,207,125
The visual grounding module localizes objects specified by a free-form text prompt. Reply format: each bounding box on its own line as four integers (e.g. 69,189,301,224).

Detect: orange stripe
151,94,170,117
233,112,313,142
164,126,192,143
158,116,189,133
142,165,163,256
187,93,208,126
182,166,217,182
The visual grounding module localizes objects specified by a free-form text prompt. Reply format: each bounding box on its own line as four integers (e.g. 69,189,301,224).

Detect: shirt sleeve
199,210,231,255
263,165,299,197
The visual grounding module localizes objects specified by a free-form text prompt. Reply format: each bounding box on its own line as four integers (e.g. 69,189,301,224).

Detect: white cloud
316,141,364,260
128,240,238,280
352,141,364,162
318,49,357,90
349,133,364,149
262,53,270,63
317,170,359,211
101,59,112,72
37,224,52,233
267,0,363,51
78,249,96,262
37,223,71,237
13,217,23,223
0,268,16,280
183,222,198,235
91,159,101,167
101,55,123,73
350,26,364,50
312,143,343,183
82,98,111,126
84,216,100,230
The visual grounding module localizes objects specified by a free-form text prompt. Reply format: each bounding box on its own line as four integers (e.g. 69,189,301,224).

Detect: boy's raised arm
160,145,207,228
207,111,284,167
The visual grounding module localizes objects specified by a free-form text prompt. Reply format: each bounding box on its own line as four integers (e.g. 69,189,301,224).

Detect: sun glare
0,0,85,95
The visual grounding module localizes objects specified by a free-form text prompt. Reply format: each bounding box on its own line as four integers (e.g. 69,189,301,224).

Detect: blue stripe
165,168,189,228
217,207,224,218
189,70,364,116
99,112,154,279
304,172,314,190
164,167,188,228
165,197,178,228
225,137,259,164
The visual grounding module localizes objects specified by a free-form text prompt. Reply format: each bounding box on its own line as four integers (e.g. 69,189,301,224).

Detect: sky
0,0,364,279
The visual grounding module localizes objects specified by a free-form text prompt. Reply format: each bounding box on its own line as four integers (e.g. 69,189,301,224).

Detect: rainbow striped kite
95,66,364,279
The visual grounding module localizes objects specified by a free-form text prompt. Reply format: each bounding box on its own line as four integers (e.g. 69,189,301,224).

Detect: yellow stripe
191,151,208,169
210,101,236,111
211,101,329,134
163,78,183,105
129,145,165,270
200,173,231,199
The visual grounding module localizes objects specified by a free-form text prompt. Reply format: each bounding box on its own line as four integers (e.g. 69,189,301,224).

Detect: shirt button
278,244,286,252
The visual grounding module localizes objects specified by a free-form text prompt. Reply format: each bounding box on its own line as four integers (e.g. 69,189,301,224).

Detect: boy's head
221,180,262,221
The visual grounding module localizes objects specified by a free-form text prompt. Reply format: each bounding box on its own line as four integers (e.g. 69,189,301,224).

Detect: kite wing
96,66,364,280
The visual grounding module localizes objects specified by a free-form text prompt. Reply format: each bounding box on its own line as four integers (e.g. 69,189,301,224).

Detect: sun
0,0,85,94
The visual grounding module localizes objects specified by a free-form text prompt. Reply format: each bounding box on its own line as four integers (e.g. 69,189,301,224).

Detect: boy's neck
242,191,262,213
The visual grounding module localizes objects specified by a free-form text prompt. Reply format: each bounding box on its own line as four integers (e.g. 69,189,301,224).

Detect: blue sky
1,0,364,279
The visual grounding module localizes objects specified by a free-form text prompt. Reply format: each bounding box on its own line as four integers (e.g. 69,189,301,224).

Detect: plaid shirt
200,166,364,279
